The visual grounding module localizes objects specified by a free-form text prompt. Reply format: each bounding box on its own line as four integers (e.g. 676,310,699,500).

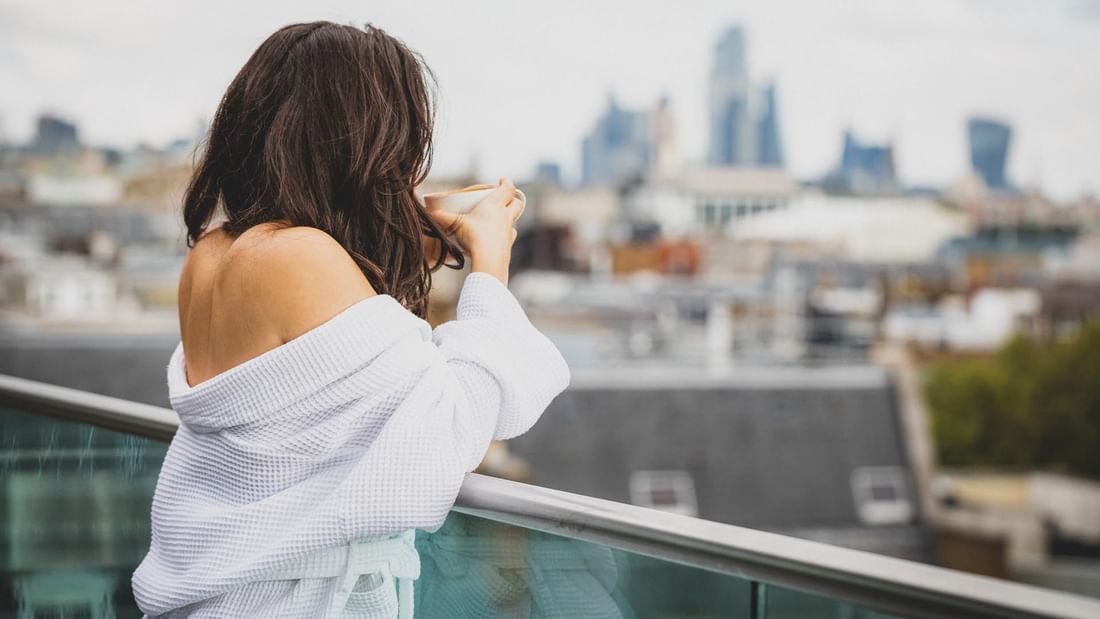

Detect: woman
131,21,569,618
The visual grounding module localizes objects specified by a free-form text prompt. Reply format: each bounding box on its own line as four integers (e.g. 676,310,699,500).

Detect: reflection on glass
1,406,167,618
415,511,752,618
763,582,904,619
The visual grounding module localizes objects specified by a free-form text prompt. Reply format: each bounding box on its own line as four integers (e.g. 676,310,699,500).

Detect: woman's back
178,223,375,388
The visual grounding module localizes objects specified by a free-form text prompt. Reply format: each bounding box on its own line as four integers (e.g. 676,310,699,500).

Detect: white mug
422,183,526,219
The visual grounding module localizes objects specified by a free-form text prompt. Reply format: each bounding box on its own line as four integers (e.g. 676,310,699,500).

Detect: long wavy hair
183,21,462,318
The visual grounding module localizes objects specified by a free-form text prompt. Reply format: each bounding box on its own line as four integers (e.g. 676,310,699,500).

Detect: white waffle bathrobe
131,273,570,618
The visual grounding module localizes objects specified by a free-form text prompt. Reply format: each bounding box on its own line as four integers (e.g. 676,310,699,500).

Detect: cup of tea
422,183,526,219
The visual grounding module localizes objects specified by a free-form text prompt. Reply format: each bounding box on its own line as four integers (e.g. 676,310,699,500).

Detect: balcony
2,373,1099,618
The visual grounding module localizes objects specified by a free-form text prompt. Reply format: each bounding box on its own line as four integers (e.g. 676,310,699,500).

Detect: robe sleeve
337,272,570,536
429,272,571,470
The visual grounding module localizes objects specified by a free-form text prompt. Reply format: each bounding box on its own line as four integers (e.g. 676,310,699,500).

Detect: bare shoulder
178,223,233,314
223,224,377,342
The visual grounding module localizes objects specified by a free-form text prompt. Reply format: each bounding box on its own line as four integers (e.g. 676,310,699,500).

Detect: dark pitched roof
509,367,918,531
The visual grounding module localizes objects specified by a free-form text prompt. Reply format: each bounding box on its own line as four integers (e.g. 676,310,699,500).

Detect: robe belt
265,529,419,619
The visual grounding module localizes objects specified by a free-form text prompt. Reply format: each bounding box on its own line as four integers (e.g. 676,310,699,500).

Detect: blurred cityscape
2,21,1099,613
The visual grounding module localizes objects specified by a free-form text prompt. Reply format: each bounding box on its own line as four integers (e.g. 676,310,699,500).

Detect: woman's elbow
535,336,571,407
550,345,571,395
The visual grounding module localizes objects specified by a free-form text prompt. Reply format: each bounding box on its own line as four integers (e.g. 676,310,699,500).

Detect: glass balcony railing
3,373,1100,619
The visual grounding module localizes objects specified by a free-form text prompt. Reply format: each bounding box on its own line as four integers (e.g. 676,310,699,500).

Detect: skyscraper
824,129,897,195
581,95,652,187
756,81,783,168
30,114,80,157
967,117,1012,190
534,161,562,187
650,94,677,174
708,27,754,166
707,26,785,169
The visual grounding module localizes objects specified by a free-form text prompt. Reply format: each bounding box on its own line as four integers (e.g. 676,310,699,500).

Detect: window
703,202,716,227
629,470,698,517
851,466,913,525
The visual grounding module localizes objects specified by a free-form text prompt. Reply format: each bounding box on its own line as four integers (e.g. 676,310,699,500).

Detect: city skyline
2,0,1099,199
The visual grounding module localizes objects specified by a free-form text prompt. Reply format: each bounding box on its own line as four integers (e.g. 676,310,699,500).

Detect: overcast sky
2,0,1098,200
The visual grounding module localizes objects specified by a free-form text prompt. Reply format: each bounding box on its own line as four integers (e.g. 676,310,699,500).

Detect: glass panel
0,404,909,619
0,406,167,618
763,583,906,619
415,510,752,618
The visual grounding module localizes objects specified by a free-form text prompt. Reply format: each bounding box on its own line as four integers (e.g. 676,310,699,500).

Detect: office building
708,27,754,166
756,81,784,168
968,117,1012,191
824,130,898,195
707,26,785,169
30,114,80,157
581,96,652,187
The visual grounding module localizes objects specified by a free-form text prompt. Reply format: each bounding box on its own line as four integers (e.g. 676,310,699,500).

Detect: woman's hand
427,177,523,284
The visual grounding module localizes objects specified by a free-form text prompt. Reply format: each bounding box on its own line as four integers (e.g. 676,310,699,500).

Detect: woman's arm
421,177,565,468
430,271,570,468
328,269,568,537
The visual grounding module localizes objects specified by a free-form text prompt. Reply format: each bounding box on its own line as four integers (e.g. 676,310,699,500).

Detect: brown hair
183,21,462,318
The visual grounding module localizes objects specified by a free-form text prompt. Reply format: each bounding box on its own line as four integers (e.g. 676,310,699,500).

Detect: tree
925,321,1100,479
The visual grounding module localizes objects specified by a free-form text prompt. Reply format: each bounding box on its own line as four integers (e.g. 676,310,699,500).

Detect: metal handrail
0,374,177,441
3,372,1100,619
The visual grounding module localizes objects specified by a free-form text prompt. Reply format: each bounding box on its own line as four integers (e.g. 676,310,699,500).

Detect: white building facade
625,167,798,238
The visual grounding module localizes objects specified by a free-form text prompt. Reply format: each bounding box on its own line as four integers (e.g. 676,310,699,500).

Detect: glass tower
968,117,1012,190
708,27,753,166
